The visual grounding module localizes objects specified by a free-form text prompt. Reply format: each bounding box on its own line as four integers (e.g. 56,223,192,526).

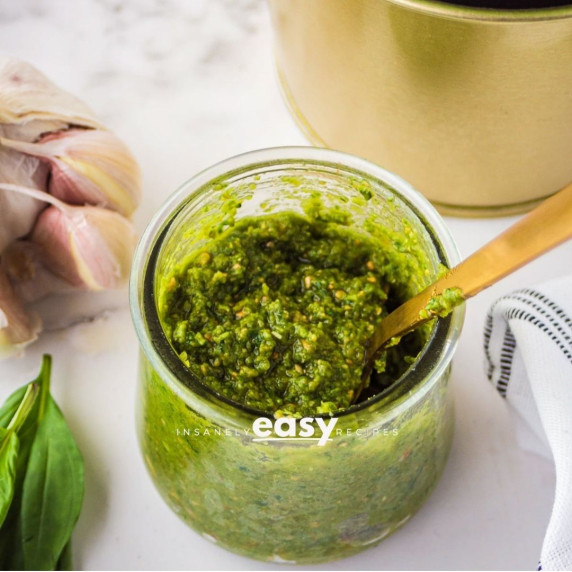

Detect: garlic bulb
0,56,142,357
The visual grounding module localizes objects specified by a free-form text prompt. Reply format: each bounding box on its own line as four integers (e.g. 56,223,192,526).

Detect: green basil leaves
0,428,19,526
0,355,84,570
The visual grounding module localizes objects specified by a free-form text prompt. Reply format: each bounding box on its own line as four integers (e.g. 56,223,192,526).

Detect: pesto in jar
136,157,463,565
161,204,428,417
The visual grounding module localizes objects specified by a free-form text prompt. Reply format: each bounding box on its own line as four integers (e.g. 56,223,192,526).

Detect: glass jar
130,147,464,564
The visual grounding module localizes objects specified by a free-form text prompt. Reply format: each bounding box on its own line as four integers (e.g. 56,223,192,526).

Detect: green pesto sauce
161,208,427,417
139,356,454,563
143,179,458,564
419,287,465,320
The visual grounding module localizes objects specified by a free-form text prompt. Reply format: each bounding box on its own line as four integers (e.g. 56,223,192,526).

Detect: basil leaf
0,428,19,527
0,356,83,571
0,386,27,428
0,356,48,435
21,396,84,571
55,541,73,571
0,382,39,569
7,383,41,433
0,424,26,571
0,380,40,530
0,372,45,570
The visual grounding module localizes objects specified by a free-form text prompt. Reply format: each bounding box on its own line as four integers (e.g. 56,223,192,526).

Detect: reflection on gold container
269,0,572,216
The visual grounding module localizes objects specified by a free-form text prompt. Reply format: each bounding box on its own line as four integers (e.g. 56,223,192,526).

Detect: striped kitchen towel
484,276,572,571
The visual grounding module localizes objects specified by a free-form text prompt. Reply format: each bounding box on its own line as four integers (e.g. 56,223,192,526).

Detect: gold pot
269,0,572,216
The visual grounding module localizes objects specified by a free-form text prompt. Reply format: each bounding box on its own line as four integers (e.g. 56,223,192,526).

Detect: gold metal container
269,0,572,216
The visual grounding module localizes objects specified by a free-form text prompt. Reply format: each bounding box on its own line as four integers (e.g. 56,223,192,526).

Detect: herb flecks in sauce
161,196,428,417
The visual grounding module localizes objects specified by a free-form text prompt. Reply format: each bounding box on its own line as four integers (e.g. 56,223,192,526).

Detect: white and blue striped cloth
485,277,572,571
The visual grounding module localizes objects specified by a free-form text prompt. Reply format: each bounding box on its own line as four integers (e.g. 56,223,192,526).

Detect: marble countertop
0,0,567,569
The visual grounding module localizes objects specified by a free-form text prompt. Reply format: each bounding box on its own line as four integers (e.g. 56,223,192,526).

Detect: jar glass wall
130,147,464,564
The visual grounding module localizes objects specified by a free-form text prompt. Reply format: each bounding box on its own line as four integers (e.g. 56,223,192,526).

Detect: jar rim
385,0,572,22
130,146,465,425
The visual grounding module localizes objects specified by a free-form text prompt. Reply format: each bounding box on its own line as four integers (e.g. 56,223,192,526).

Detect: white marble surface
0,0,568,569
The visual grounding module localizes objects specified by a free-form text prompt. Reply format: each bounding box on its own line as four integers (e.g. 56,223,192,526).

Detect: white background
0,0,567,569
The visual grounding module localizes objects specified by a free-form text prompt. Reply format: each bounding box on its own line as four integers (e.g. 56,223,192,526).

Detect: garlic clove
0,188,44,253
0,145,49,189
29,204,137,291
2,239,75,303
0,148,48,252
0,261,41,358
0,56,101,129
1,128,141,216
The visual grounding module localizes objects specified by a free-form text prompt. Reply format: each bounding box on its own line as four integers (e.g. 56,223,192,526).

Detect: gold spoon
357,182,572,400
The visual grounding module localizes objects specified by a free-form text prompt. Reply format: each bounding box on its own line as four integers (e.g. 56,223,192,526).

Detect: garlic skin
29,204,137,291
0,262,41,357
0,56,101,130
1,129,141,216
0,118,68,145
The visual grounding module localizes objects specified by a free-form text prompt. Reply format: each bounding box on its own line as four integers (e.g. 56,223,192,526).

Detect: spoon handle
365,181,572,367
